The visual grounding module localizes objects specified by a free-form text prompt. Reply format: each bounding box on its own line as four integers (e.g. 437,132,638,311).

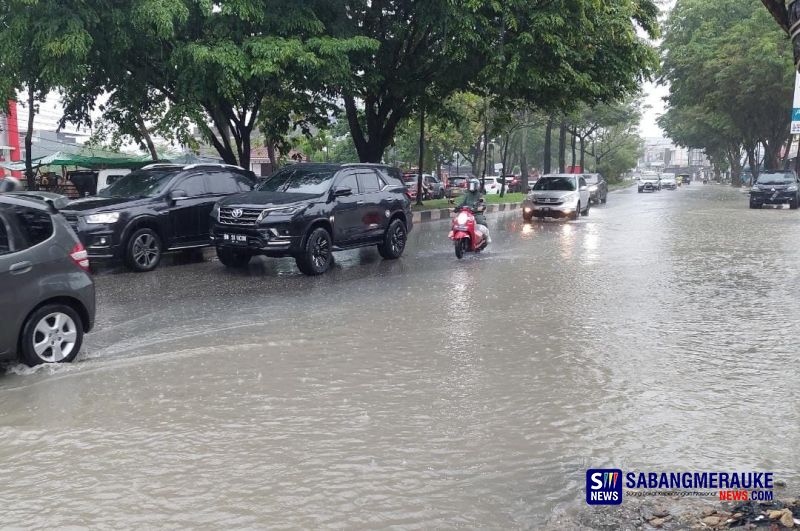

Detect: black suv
61,163,256,272
749,171,800,209
211,163,412,275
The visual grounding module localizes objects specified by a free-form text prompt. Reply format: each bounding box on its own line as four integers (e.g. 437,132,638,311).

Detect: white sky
639,0,676,139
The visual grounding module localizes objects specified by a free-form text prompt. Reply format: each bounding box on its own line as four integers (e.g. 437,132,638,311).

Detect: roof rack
182,163,246,171
141,163,182,170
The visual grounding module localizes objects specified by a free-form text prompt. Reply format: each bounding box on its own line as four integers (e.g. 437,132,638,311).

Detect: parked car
402,174,418,201
0,193,95,365
660,173,678,190
679,174,692,185
447,177,469,199
500,175,521,193
211,163,413,275
482,177,502,195
584,173,608,204
638,174,661,193
60,163,257,272
425,174,445,199
749,171,800,209
521,174,591,221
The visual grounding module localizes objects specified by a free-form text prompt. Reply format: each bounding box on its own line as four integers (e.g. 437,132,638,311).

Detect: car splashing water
0,185,798,528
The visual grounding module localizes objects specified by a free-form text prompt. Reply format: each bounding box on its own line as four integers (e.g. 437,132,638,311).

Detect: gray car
0,193,95,365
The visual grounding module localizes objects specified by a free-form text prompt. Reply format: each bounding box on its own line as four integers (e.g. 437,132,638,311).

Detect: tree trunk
580,136,586,172
135,114,158,161
558,119,567,173
266,142,278,175
746,147,758,186
543,116,553,174
520,125,529,192
416,108,425,206
499,132,510,198
343,94,403,163
25,85,35,191
570,131,577,170
481,118,489,190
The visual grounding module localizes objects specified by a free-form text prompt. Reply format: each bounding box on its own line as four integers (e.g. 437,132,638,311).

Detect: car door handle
9,261,32,275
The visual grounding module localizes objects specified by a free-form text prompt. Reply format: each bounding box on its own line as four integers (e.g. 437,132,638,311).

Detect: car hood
62,195,151,213
754,183,792,190
219,191,322,208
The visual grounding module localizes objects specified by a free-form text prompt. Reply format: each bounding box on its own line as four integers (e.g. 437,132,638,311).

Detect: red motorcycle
449,204,488,259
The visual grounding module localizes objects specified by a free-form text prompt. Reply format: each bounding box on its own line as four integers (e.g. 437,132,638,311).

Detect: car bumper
71,223,122,259
751,193,795,204
211,225,302,256
522,200,578,218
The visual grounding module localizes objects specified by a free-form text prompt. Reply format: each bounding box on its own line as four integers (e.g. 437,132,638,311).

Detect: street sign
792,72,800,134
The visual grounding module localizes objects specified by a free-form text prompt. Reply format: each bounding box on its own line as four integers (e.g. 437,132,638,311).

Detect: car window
10,205,54,249
0,213,11,255
98,169,177,198
206,171,252,194
377,167,403,187
358,170,381,193
533,177,577,191
579,177,587,188
584,175,600,184
336,172,359,193
177,174,207,197
757,173,796,185
257,166,336,194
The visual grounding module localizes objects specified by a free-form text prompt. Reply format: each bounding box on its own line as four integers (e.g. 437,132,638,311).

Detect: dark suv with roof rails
211,163,413,275
60,163,257,272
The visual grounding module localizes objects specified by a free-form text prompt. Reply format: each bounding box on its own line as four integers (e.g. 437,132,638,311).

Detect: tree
62,0,372,169
0,0,92,188
661,0,794,185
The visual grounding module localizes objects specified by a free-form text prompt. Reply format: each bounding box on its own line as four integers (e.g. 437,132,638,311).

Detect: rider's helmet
0,176,22,193
468,178,480,193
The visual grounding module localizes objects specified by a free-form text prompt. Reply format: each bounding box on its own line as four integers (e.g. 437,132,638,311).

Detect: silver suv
0,193,96,365
522,174,591,221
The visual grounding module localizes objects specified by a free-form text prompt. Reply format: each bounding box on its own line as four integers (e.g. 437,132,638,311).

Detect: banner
792,72,800,134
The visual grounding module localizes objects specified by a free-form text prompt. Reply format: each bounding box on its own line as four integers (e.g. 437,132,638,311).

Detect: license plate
222,233,247,243
543,207,550,212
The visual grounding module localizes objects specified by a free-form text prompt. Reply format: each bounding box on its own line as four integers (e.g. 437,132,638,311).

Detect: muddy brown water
1,184,797,528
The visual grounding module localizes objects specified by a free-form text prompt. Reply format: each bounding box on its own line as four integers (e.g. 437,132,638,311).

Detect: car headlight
589,185,598,191
85,212,120,224
259,206,303,221
751,186,760,192
788,185,798,192
561,193,577,203
211,203,221,219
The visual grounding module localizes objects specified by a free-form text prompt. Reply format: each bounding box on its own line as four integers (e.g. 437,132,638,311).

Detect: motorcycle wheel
455,238,468,259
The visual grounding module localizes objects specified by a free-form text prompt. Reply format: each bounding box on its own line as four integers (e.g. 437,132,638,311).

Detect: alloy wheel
32,312,78,363
390,224,406,255
311,234,331,270
133,233,159,268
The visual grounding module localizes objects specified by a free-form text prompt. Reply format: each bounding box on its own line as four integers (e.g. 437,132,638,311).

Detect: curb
412,202,521,224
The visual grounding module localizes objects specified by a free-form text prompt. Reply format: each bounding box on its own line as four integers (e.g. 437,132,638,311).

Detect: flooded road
2,184,799,528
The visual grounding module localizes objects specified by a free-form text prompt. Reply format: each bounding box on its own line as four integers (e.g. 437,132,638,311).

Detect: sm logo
586,469,623,505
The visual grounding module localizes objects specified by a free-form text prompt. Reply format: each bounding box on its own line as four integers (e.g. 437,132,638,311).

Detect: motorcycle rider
457,178,491,243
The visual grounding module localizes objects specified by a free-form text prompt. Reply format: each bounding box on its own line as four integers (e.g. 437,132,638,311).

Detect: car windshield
97,170,176,198
533,177,576,191
757,174,795,185
256,167,336,194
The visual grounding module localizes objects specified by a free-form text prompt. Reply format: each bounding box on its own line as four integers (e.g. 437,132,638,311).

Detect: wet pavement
1,184,799,528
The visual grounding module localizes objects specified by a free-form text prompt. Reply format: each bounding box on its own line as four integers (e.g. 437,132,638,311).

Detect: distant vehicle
482,176,502,195
402,174,419,201
0,193,95,365
660,173,678,190
749,171,800,209
61,163,257,272
638,174,661,193
679,174,691,185
447,177,468,199
584,173,608,204
500,175,521,193
211,163,412,275
522,174,591,221
425,174,445,199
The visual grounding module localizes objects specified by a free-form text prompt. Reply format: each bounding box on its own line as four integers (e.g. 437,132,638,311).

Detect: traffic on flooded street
2,184,798,528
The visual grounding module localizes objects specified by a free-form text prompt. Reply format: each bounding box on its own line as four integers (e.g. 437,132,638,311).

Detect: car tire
125,228,162,272
377,219,407,260
791,196,799,210
581,202,590,217
749,200,760,209
295,227,333,276
638,188,643,193
20,304,84,366
571,203,580,220
601,193,607,204
217,247,252,268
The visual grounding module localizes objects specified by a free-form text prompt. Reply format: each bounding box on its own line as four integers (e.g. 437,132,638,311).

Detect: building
639,137,711,176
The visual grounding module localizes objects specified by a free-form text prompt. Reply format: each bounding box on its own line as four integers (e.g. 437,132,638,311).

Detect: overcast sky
639,0,676,140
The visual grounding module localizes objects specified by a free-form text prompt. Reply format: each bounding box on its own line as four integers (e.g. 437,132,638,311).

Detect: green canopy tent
0,150,154,172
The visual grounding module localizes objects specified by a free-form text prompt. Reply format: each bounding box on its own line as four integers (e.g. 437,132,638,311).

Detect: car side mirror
334,187,353,197
170,189,188,202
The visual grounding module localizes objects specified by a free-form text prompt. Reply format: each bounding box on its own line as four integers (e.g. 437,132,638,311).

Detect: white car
521,174,591,220
482,177,502,195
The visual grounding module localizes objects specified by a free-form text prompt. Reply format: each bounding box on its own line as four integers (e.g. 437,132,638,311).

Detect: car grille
534,198,563,205
218,207,262,226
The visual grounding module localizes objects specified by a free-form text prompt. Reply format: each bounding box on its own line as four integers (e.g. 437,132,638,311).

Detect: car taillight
70,242,90,272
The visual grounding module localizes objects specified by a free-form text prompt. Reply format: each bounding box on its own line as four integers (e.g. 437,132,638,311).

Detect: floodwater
1,184,798,528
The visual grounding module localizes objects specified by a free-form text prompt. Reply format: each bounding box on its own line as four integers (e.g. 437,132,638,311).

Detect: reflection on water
0,186,798,527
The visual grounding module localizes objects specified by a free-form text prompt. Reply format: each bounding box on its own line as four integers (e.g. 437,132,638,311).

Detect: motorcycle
449,204,488,259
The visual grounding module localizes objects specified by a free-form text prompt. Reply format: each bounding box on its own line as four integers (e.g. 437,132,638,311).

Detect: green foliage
660,0,794,180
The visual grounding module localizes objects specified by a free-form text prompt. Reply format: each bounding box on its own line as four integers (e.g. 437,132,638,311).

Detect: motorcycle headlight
456,212,469,225
85,212,120,224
